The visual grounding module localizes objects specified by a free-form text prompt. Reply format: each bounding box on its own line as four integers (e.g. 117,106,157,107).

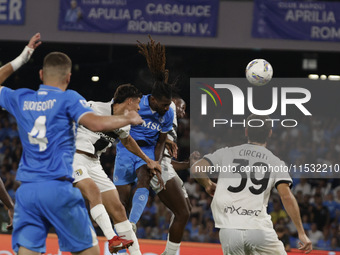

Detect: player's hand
6,207,14,230
165,139,178,159
298,233,312,254
125,111,143,125
147,160,162,175
153,168,165,190
205,182,216,197
189,151,201,166
28,33,42,50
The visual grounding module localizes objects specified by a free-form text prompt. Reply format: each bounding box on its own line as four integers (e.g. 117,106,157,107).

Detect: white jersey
164,102,177,157
75,101,130,156
204,143,292,230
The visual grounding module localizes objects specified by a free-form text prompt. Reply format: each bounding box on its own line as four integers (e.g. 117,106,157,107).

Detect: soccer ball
245,59,273,86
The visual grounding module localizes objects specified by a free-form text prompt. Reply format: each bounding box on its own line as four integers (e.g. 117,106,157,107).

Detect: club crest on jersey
159,117,165,123
75,169,83,176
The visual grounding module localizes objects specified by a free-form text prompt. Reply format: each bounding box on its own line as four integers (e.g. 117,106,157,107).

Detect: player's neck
43,82,67,91
248,141,266,147
112,103,124,115
148,96,156,111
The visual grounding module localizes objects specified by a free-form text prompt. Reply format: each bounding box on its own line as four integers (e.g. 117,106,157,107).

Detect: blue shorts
12,180,97,253
114,143,155,186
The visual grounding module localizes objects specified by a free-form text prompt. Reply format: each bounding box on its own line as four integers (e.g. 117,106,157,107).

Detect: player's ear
268,129,272,138
150,95,156,104
66,73,71,85
127,97,133,105
39,69,43,82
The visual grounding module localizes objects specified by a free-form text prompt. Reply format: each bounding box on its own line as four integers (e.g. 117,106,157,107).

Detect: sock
164,236,181,255
115,220,141,255
90,204,116,240
129,187,149,224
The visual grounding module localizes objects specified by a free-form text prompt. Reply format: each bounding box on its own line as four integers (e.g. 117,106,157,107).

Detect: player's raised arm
79,111,143,132
0,33,41,86
277,183,313,254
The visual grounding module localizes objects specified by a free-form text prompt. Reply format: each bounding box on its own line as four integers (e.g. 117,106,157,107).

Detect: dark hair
43,52,72,78
137,35,175,100
246,114,272,144
113,83,142,104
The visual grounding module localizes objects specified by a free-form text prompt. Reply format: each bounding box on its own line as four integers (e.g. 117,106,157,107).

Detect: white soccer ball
245,59,273,86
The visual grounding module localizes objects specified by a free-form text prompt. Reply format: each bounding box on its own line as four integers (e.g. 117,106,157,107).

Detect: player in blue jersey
0,33,143,255
114,37,173,235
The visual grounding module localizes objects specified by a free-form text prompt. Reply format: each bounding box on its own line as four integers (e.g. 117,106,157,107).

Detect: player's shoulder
164,106,174,119
263,147,285,166
4,87,33,94
170,101,176,111
64,89,82,97
88,100,111,115
211,145,231,155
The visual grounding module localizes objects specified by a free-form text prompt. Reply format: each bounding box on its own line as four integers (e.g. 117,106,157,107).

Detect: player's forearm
122,136,152,164
154,133,167,162
191,160,212,188
154,141,165,162
281,193,305,235
171,160,189,171
81,113,134,132
0,179,14,210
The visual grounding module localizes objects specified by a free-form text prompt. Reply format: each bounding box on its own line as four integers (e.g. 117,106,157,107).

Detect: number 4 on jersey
28,116,48,151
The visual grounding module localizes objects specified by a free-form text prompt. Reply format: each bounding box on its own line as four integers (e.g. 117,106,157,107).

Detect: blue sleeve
65,90,93,123
161,108,174,133
0,87,18,117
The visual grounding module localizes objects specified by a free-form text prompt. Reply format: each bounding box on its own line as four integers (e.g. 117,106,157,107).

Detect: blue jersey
124,94,174,146
0,85,93,182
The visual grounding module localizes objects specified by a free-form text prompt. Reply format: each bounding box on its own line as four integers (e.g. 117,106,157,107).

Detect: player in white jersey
149,95,195,255
191,114,312,255
73,84,161,255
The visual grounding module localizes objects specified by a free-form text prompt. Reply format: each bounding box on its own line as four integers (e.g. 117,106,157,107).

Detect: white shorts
150,156,188,198
72,153,116,193
219,228,286,255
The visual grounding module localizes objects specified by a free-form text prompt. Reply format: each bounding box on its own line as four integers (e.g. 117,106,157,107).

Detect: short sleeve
273,160,293,189
203,147,229,168
118,125,130,139
161,107,174,133
65,90,93,123
0,87,17,115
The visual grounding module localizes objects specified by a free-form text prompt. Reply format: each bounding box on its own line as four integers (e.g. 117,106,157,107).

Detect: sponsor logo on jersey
224,205,261,216
142,121,161,131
